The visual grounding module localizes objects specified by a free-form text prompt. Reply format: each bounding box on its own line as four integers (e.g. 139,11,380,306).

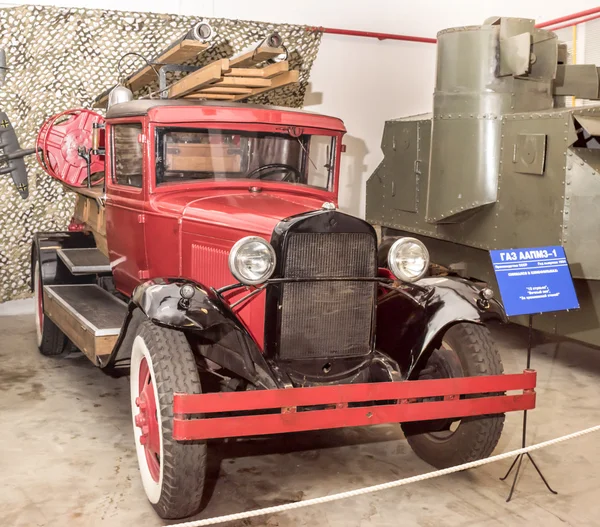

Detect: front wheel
401,323,505,469
130,321,207,519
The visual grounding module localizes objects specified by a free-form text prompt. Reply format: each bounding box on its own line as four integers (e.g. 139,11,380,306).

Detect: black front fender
375,276,506,378
131,278,238,331
124,278,278,388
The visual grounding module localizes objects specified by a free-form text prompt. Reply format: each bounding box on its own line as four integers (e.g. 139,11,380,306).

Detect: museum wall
0,0,596,306
0,0,595,217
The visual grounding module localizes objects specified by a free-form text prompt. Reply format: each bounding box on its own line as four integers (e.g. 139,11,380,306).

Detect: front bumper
172,370,536,441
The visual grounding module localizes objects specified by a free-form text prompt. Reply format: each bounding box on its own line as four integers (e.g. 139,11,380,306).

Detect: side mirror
0,111,36,199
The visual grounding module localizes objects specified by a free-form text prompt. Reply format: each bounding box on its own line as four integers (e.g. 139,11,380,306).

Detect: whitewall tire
129,320,207,519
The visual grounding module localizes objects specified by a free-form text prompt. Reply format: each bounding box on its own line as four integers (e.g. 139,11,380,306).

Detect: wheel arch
376,276,505,379
401,321,505,469
104,278,279,389
406,319,486,379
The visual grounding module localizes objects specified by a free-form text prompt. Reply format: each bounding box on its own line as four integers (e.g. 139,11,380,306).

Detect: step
57,248,111,275
43,284,127,363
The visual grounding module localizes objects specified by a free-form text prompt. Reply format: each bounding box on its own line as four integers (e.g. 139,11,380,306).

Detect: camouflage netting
0,5,322,301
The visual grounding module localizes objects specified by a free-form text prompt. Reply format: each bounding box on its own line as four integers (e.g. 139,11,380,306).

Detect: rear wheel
33,257,68,356
130,321,207,519
401,323,505,469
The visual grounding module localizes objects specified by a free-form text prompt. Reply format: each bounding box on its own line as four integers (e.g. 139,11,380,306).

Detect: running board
43,284,126,363
57,248,111,275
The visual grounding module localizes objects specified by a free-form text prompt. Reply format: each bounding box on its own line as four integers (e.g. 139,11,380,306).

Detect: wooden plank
158,40,208,65
210,77,271,88
195,86,254,95
43,289,118,362
127,40,208,92
260,61,290,78
233,70,300,101
72,192,108,258
166,143,232,155
168,59,230,99
183,93,237,100
68,185,104,199
95,336,116,360
224,68,267,78
168,156,241,172
94,40,209,108
229,46,285,68
224,61,289,78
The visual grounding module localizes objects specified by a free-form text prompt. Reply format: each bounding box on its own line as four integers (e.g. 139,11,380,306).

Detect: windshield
155,128,335,190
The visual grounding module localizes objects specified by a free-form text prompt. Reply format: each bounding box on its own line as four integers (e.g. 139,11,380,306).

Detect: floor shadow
488,319,600,377
196,423,401,513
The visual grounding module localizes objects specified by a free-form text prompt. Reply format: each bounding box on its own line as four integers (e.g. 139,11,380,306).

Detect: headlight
228,236,276,285
387,237,430,282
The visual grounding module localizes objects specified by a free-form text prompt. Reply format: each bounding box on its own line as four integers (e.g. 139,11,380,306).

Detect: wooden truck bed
69,185,108,257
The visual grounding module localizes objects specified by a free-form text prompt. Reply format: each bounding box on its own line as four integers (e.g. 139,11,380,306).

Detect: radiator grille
279,232,376,360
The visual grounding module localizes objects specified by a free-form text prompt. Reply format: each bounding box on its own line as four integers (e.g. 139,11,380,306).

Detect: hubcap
135,357,161,482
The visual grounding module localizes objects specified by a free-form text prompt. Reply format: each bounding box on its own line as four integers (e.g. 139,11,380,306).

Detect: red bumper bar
173,370,536,441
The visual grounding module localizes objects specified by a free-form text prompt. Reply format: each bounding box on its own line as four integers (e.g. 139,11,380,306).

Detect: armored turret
367,16,600,344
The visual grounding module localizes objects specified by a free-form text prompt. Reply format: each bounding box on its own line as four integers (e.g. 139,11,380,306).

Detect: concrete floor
1,311,600,527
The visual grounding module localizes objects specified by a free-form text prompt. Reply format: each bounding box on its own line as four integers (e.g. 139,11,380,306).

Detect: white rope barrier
166,424,600,527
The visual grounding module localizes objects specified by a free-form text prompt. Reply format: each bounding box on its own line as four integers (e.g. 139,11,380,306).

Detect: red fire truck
17,100,536,519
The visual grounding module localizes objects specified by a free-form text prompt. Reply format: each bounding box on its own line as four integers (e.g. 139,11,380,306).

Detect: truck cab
28,100,534,520
105,101,345,353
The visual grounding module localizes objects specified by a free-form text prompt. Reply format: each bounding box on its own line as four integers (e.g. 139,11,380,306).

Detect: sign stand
499,314,557,502
489,245,579,502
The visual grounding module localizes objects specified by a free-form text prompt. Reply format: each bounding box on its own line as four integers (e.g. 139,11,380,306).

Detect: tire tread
137,321,207,519
402,323,505,468
35,257,69,357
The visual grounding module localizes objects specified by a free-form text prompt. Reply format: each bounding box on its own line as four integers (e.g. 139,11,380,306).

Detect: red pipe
543,12,600,31
306,7,600,46
536,6,600,28
307,26,437,44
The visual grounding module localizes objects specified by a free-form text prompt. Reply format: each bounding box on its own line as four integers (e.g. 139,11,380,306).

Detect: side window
307,136,334,190
113,123,143,188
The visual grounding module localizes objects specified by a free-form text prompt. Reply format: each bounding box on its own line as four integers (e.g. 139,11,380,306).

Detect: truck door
104,121,148,297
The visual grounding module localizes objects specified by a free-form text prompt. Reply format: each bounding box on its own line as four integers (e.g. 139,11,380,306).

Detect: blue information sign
489,246,579,317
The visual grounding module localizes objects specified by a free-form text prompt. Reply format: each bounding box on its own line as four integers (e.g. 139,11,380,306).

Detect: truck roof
106,100,346,132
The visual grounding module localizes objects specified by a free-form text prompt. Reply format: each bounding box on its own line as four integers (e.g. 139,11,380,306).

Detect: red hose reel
36,109,105,187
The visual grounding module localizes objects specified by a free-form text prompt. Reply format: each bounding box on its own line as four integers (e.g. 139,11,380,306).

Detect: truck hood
180,191,326,239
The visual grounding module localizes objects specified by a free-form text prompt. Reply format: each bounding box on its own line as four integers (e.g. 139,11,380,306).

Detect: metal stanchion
500,314,558,502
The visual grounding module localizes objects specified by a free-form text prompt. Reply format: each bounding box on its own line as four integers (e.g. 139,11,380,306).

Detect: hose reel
36,109,105,187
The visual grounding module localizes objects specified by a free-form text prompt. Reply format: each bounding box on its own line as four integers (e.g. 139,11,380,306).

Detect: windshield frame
148,122,342,200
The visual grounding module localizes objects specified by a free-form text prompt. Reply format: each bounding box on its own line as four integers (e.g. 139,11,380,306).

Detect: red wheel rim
135,357,161,482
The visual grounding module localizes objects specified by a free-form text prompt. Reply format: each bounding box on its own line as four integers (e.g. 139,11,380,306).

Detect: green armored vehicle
367,16,600,345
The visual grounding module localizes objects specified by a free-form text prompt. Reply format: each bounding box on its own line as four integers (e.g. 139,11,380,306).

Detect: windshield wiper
294,136,318,171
